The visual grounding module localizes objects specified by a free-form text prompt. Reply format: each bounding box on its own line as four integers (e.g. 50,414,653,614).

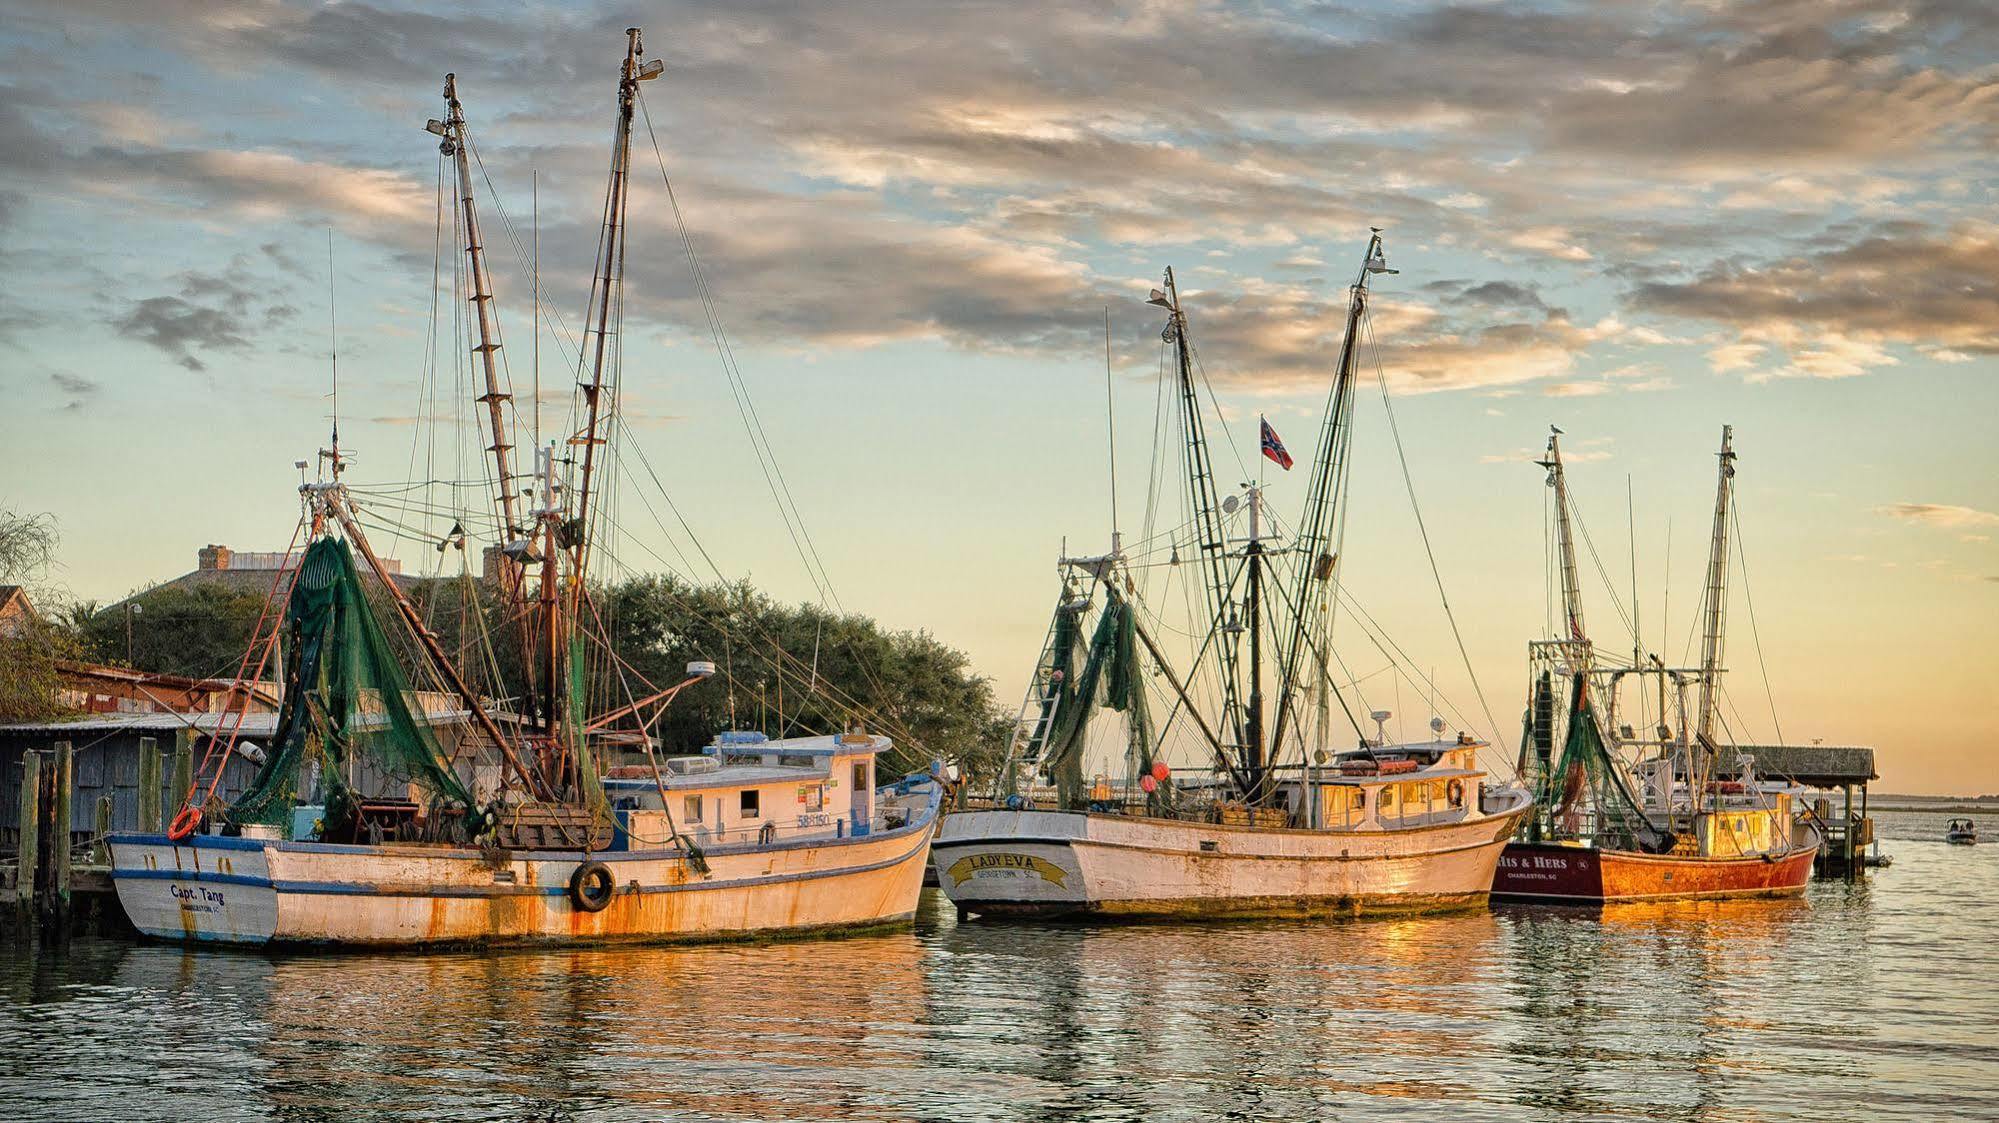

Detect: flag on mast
1260,416,1293,470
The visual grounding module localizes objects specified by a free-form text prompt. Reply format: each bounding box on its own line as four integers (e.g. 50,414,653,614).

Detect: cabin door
851,761,872,837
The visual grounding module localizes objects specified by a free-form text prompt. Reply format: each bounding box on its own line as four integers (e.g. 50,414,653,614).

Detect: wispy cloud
1878,503,1999,530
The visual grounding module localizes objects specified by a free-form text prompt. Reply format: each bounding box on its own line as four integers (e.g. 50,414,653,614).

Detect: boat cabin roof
603,731,887,793
702,730,890,758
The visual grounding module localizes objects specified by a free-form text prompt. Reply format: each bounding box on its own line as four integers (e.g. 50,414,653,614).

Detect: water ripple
2,839,1993,1121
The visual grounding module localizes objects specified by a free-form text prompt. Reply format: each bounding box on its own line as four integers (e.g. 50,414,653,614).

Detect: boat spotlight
687,660,718,678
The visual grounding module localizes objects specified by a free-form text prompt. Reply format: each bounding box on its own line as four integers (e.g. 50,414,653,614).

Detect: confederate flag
1260,416,1293,470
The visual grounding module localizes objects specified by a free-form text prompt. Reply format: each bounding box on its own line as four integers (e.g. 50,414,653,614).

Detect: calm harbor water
3,832,1994,1121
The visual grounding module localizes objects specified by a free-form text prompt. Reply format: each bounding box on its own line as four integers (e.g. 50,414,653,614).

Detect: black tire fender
568,860,615,912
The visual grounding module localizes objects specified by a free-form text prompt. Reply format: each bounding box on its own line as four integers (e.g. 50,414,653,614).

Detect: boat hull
1491,837,1817,903
934,797,1530,921
108,789,939,947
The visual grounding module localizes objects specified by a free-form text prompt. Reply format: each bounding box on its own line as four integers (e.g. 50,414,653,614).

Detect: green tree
0,508,83,721
79,583,273,678
63,550,1013,779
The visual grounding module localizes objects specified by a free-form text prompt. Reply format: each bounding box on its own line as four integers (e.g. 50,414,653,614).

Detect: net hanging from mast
227,537,477,831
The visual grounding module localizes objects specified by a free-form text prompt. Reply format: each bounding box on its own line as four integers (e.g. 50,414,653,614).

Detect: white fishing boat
936,236,1531,921
109,29,941,947
112,732,939,946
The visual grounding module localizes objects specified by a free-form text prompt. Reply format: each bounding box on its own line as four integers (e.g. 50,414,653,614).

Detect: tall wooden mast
1152,270,1248,761
1694,424,1736,756
1539,429,1589,651
570,28,659,588
1243,484,1267,799
1269,232,1392,758
433,77,525,551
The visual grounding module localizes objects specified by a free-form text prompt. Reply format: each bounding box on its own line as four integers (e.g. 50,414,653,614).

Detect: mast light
424,120,448,137
1146,288,1171,307
637,59,665,80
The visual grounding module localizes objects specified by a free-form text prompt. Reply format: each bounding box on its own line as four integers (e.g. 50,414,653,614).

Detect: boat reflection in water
9,854,1996,1120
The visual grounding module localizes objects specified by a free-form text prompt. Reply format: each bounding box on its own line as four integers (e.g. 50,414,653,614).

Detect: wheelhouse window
683,794,703,823
740,790,761,819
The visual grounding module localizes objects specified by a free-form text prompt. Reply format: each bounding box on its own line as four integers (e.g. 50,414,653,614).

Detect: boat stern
932,810,1093,917
107,832,279,945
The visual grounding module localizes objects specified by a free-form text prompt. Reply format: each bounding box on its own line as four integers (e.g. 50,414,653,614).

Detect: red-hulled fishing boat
1492,426,1820,904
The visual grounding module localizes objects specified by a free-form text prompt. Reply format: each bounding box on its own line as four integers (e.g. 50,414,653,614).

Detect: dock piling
137,736,162,833
171,730,194,822
93,795,113,865
50,742,73,930
15,752,40,927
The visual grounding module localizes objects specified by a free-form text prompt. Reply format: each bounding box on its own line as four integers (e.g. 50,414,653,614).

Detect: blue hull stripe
113,868,274,890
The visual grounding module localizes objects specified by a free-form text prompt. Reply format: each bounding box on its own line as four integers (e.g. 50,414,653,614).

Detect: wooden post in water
1842,782,1855,880
51,741,74,931
171,729,194,820
137,736,162,833
93,795,113,865
15,752,40,927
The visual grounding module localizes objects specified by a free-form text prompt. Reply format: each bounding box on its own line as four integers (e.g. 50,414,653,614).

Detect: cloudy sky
1,1,1994,792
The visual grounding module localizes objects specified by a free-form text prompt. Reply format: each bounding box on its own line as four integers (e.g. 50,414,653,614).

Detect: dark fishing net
227,537,475,832
1540,674,1671,852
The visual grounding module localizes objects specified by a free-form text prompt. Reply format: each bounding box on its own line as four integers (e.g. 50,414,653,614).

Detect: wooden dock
6,737,168,941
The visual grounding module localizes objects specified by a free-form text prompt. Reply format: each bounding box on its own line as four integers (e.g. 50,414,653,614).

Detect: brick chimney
198,544,233,571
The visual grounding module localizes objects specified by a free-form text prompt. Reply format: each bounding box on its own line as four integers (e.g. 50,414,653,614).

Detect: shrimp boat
1492,427,1820,904
108,30,941,947
935,236,1532,921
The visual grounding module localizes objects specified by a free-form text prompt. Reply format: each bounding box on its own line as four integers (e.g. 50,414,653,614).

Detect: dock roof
1731,744,1878,786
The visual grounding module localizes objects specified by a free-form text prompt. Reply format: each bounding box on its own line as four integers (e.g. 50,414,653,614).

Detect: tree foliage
95,562,1012,779
77,583,272,679
0,508,81,721
594,576,1010,777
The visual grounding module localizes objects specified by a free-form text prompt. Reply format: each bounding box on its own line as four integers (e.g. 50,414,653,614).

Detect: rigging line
455,134,531,484
602,510,926,748
1568,491,1639,643
636,91,840,609
1331,584,1484,748
463,133,585,368
1363,317,1508,754
1185,343,1254,485
1729,498,1784,744
396,154,449,558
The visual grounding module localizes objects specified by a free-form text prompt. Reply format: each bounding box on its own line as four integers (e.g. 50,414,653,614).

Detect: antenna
326,227,341,476
1104,306,1118,549
533,169,541,455
1628,473,1641,672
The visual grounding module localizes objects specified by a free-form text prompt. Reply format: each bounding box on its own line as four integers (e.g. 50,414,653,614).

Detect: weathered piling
93,795,113,865
15,752,39,928
137,736,162,833
50,741,72,930
171,729,194,820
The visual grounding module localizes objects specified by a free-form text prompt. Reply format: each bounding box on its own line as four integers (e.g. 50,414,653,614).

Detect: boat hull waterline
935,793,1532,921
108,789,939,947
1490,830,1820,904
